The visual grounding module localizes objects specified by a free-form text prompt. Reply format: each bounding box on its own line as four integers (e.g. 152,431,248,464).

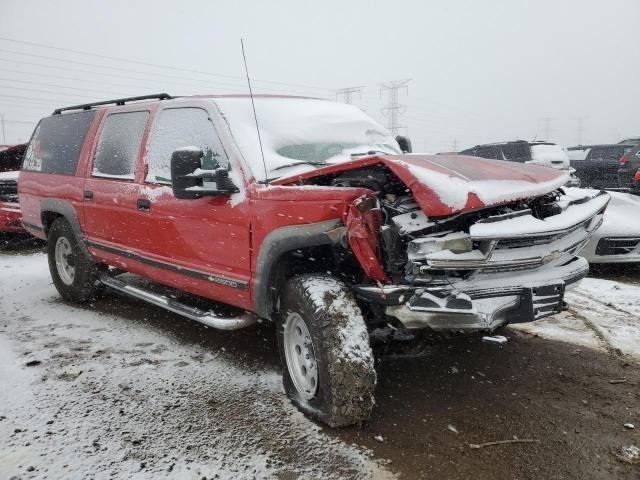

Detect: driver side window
145,107,229,184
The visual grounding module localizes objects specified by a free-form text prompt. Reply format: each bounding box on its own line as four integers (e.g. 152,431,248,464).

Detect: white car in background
571,189,640,263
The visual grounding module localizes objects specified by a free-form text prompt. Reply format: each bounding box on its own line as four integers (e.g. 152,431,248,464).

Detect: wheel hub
283,312,318,400
54,237,75,285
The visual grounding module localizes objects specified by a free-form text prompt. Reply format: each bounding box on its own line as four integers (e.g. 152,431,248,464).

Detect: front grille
494,217,592,250
0,180,18,203
595,237,640,256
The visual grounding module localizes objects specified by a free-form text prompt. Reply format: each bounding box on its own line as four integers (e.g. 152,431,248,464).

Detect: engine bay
305,164,593,286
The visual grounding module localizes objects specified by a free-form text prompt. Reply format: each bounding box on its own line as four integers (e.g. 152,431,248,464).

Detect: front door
135,106,252,309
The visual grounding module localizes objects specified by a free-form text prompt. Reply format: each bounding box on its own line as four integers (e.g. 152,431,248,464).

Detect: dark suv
567,144,637,189
459,140,580,187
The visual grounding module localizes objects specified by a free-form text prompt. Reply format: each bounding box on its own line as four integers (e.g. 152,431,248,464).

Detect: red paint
343,196,388,282
274,154,565,217
0,202,23,232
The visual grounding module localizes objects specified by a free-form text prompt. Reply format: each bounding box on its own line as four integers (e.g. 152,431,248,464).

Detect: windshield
213,97,400,181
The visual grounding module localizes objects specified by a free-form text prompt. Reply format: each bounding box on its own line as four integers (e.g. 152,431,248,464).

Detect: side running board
100,275,257,331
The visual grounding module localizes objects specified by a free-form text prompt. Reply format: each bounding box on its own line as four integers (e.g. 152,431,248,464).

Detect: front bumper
356,256,589,332
0,202,24,233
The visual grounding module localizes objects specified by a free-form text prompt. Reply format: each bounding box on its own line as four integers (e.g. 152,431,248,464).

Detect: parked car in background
0,144,27,235
567,144,636,189
576,189,640,263
618,143,640,195
459,140,581,186
19,94,609,427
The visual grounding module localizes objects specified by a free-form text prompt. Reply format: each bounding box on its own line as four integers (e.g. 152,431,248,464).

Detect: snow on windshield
213,97,400,181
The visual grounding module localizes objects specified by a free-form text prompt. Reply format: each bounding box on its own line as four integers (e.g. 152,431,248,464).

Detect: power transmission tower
379,79,410,136
541,117,553,140
335,86,364,105
575,116,587,145
0,115,5,144
451,137,458,152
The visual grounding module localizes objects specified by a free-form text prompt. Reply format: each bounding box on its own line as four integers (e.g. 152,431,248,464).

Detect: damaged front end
347,186,609,333
277,154,610,333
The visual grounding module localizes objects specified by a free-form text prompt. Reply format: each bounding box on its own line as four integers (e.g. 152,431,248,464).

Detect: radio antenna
241,38,269,185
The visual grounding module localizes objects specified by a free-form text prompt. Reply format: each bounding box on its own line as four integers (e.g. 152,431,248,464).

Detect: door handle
84,190,93,200
137,198,151,212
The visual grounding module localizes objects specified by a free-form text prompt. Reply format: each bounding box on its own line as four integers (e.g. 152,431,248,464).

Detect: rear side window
474,146,499,159
145,107,229,184
93,111,149,179
23,111,96,174
500,143,529,162
589,146,626,162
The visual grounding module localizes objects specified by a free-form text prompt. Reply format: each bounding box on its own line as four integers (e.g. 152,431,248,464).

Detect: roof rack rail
53,93,172,115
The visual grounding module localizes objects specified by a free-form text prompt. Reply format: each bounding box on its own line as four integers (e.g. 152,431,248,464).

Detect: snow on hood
276,154,569,216
0,170,19,181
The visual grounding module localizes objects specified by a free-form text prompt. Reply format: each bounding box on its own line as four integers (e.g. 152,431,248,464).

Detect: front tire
277,274,376,427
47,218,101,303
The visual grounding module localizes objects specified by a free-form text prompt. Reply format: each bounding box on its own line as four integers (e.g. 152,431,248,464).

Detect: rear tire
47,218,101,303
277,274,376,427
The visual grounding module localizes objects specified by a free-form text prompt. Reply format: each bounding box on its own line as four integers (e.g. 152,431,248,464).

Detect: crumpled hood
274,154,569,217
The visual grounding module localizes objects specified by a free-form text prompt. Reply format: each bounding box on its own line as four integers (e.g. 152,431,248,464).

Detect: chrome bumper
383,256,589,332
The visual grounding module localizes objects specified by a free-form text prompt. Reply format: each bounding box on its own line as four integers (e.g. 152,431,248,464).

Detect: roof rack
53,93,172,115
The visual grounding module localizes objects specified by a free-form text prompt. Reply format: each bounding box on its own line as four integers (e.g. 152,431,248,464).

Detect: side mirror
170,147,238,199
396,135,412,154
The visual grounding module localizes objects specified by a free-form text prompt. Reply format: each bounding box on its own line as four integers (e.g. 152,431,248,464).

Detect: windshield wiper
272,161,327,171
350,150,394,157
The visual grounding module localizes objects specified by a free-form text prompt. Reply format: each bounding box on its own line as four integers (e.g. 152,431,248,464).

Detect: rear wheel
277,274,376,427
47,218,101,303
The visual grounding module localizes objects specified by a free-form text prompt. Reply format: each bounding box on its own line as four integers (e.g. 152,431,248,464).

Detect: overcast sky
1,0,639,151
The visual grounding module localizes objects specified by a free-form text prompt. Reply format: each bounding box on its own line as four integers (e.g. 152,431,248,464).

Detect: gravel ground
1,248,639,479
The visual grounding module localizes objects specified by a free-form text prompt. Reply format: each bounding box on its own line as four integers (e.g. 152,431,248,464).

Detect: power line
0,53,329,99
379,79,410,136
0,36,333,92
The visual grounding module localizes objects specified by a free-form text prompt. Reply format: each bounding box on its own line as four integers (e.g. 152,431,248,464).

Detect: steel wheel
54,236,75,285
283,312,318,400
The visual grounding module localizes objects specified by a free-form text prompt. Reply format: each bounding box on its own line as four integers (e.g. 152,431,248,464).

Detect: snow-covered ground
513,278,640,360
1,252,639,479
0,253,395,480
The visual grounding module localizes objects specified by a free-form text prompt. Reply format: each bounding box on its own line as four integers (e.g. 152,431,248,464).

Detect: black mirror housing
170,147,239,199
396,135,413,153
171,147,204,199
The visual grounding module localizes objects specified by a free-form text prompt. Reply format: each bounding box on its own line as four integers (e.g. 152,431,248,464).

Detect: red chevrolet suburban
19,94,609,426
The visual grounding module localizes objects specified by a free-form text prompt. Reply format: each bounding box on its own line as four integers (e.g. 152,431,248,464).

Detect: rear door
83,109,151,257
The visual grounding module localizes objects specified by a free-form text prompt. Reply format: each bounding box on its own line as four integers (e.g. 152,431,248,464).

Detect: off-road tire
47,218,101,303
277,274,377,427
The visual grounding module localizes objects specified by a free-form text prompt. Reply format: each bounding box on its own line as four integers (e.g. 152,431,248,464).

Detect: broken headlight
407,233,473,261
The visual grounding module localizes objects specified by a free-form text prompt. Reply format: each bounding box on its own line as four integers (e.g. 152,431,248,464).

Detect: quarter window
500,143,529,162
145,107,228,184
23,111,96,174
93,111,149,179
474,146,499,159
